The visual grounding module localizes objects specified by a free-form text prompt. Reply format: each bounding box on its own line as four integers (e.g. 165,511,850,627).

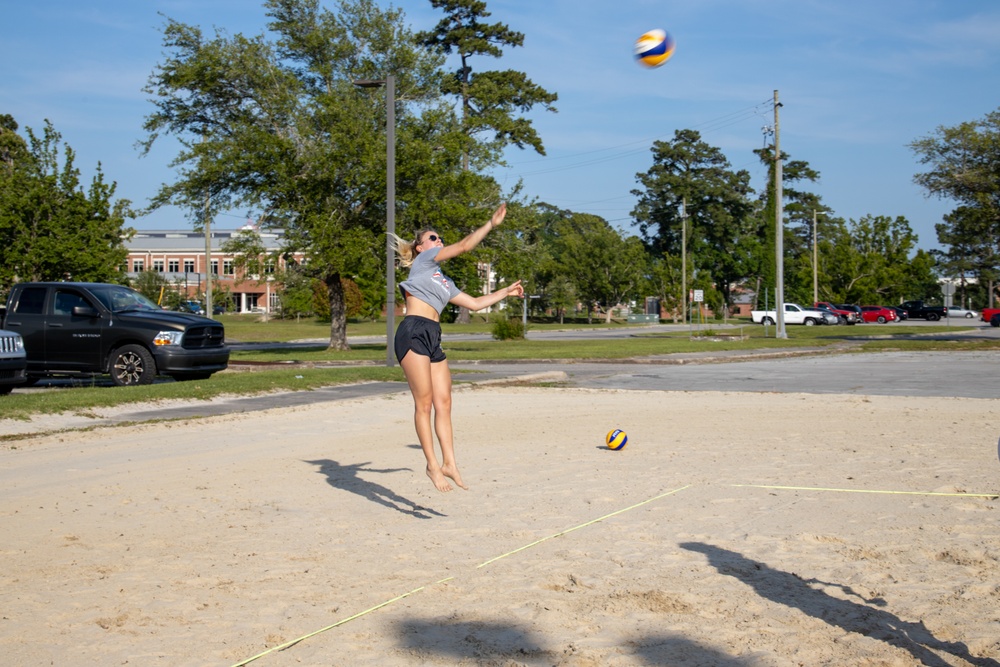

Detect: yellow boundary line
733,484,999,498
230,484,691,666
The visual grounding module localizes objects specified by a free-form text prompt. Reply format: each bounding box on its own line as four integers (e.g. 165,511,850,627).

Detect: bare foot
441,463,469,490
426,466,453,492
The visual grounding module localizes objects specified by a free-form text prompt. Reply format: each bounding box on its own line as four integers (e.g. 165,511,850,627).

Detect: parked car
814,302,859,324
899,300,947,321
751,303,831,326
809,305,843,325
836,304,865,323
177,300,205,315
2,282,229,386
0,329,28,395
884,306,908,321
945,307,978,319
981,308,1000,323
860,306,897,323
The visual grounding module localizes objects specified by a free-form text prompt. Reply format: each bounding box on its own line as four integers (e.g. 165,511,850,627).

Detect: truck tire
926,313,939,321
110,344,156,386
761,316,775,326
804,318,817,326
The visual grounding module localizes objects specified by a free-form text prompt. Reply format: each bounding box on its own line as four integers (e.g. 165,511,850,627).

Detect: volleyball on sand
606,429,628,451
634,29,675,68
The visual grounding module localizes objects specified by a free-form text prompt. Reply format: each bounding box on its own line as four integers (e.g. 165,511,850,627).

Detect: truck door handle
48,323,64,328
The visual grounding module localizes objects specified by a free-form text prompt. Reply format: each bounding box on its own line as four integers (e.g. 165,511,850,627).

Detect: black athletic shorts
394,315,446,363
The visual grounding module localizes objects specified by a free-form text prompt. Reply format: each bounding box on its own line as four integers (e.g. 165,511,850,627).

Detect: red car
860,305,897,323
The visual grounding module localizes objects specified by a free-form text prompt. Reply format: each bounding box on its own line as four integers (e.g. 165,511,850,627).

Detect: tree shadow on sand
395,618,754,665
680,542,999,667
304,459,445,519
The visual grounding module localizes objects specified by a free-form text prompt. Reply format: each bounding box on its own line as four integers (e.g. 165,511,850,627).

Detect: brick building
124,227,304,313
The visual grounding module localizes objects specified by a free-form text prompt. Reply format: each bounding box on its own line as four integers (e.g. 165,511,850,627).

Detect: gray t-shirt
398,246,461,314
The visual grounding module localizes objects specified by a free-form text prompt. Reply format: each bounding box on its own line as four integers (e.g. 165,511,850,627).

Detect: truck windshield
89,286,162,313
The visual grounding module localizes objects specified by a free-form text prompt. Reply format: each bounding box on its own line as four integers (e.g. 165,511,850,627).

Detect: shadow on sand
395,618,750,666
680,542,999,667
305,458,445,519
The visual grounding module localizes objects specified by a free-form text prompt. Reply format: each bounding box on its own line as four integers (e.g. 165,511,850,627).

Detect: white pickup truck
751,303,834,326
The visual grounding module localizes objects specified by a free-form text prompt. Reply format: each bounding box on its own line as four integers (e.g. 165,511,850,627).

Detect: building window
168,260,179,272
133,259,145,272
211,260,219,275
264,261,275,275
153,260,165,272
223,260,234,276
184,260,195,273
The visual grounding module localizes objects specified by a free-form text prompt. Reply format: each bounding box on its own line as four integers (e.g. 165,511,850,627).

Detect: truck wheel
926,313,939,321
762,316,774,326
804,318,816,326
110,345,156,386
0,386,12,396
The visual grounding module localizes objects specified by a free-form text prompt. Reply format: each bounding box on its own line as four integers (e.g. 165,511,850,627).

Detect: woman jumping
390,203,524,492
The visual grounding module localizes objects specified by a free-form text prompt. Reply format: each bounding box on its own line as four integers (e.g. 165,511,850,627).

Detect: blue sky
4,0,999,252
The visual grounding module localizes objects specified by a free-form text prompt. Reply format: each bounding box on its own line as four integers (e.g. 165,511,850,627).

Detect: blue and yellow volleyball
634,29,675,68
606,429,628,451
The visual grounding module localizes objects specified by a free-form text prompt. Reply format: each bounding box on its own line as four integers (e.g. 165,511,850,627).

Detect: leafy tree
141,0,455,350
821,215,934,304
417,0,558,170
910,108,1000,304
632,129,758,310
0,115,133,295
278,268,317,319
550,211,644,323
131,269,172,304
647,252,684,322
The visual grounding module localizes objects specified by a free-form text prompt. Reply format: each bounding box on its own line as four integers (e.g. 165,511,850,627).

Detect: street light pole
354,75,396,367
812,209,819,305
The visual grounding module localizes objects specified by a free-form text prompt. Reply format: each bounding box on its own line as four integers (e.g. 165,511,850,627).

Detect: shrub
491,313,525,340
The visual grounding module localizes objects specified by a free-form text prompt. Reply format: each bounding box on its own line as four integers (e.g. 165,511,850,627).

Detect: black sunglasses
423,234,439,243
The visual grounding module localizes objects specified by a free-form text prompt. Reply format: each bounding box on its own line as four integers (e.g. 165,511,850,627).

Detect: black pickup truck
1,282,229,386
899,300,948,321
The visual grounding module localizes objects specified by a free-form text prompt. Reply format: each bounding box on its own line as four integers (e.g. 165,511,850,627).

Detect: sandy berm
1,386,998,666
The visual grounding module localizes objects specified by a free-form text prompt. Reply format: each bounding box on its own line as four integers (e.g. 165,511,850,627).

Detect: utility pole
680,197,687,324
812,209,818,305
773,90,787,339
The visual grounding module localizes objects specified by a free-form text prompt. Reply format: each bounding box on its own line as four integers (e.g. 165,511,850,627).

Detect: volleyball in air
606,429,629,451
634,29,675,68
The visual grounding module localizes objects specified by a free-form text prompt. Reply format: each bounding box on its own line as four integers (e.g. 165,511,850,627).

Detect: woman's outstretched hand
490,202,507,229
506,280,525,298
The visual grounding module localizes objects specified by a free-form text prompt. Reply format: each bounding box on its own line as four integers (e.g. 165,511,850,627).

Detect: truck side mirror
72,305,100,318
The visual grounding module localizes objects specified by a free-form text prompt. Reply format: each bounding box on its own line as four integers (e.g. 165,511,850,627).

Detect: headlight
153,331,184,346
14,335,24,351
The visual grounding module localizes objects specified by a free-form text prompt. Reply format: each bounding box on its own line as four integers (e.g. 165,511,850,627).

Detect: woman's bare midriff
404,296,440,321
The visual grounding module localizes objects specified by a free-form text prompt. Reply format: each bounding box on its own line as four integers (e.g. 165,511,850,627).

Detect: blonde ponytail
389,229,436,268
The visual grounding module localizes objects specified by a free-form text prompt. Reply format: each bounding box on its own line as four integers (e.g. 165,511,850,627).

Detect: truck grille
183,325,226,349
0,336,22,354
